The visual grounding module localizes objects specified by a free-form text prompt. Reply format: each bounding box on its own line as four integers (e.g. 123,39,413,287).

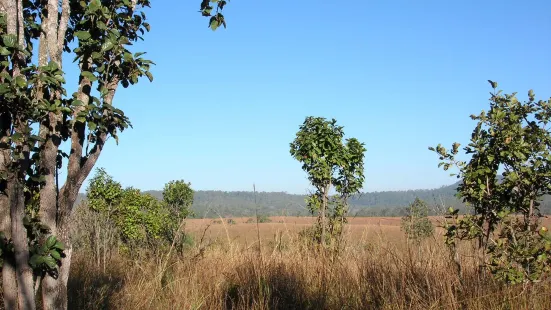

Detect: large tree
0,1,228,309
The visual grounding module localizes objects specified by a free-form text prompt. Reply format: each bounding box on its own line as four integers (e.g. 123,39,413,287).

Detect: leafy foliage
85,168,176,253
200,0,229,31
28,235,65,279
163,180,194,220
87,168,123,213
431,81,551,284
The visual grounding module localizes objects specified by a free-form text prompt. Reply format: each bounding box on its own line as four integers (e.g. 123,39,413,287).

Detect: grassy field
68,216,551,310
184,216,407,245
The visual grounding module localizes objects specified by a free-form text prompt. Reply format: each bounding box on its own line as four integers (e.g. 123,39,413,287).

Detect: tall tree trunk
2,254,18,309
5,1,36,309
1,113,17,310
40,238,71,310
42,185,80,309
0,3,16,306
10,175,36,310
321,184,330,246
38,1,74,308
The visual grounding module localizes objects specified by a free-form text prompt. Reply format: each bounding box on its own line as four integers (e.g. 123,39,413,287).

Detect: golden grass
67,217,551,310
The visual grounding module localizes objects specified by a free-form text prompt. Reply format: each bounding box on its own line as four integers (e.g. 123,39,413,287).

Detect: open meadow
185,216,407,245
66,216,551,310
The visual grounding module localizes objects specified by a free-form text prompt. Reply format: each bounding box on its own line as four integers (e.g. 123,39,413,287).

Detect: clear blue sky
76,0,550,194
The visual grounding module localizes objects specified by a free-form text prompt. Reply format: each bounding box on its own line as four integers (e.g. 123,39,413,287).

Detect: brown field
185,216,407,245
185,216,551,245
68,216,551,310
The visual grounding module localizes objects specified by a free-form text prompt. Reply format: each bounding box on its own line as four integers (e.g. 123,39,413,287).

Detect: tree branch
46,0,59,63
56,0,70,63
16,0,23,47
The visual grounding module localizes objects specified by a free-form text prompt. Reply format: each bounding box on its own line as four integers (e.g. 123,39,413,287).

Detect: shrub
401,198,434,243
257,215,272,223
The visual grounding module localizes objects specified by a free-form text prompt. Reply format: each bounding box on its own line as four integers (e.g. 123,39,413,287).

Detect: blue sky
73,0,550,194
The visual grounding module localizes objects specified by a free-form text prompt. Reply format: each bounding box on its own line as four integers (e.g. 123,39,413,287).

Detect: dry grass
67,217,551,310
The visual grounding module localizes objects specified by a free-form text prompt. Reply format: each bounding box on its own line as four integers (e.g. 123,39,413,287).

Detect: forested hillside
75,182,463,217
75,181,551,218
165,183,465,217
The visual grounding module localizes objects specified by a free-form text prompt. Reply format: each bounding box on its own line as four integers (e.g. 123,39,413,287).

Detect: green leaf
0,47,10,55
209,18,219,31
101,41,114,52
15,76,27,88
11,132,23,141
2,34,16,48
29,255,44,268
45,235,56,249
123,52,133,62
74,31,91,40
88,0,101,12
81,71,97,82
50,250,61,261
145,71,153,82
54,74,65,83
92,52,103,61
53,240,64,251
43,256,57,269
88,122,97,131
72,99,84,106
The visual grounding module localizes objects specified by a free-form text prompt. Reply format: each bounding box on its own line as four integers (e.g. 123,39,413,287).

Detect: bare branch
46,0,59,63
56,0,70,63
5,0,17,36
16,0,23,46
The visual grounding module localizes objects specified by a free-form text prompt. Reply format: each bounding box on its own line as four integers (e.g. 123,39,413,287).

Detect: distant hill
75,181,551,218
143,182,466,218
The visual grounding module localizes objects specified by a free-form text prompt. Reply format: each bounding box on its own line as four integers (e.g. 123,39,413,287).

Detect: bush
401,198,434,243
257,215,272,223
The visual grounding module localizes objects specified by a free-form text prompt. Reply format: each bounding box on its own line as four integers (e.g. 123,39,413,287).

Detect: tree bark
321,184,330,246
5,1,36,309
1,113,17,310
38,1,74,308
2,255,18,310
11,171,35,310
0,26,16,302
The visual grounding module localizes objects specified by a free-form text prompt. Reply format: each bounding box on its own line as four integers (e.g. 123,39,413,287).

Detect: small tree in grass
163,180,194,222
162,180,194,252
401,198,434,243
290,117,366,246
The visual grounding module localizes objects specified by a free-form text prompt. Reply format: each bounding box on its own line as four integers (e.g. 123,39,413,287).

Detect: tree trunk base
41,247,72,310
